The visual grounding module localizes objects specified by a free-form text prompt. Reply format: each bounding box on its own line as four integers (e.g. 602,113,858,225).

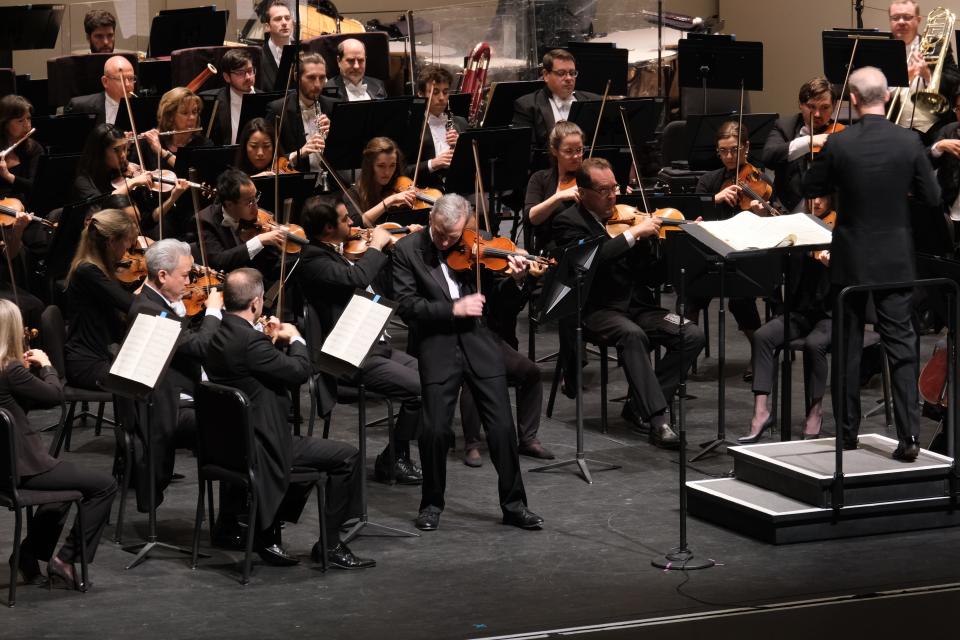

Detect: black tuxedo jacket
258,39,279,93
551,203,662,315
204,313,311,530
933,121,960,212
197,203,279,276
323,75,387,101
411,114,468,189
762,113,808,212
392,229,522,384
803,114,940,285
64,91,107,126
512,86,600,149
264,91,338,171
201,87,236,146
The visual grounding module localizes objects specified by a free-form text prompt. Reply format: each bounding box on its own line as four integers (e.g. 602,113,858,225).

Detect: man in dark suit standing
512,49,600,149
324,38,387,101
65,55,136,127
257,0,292,93
204,48,257,146
265,53,335,174
410,65,468,190
552,158,704,448
205,267,374,569
297,198,423,484
803,66,941,461
125,239,222,513
392,194,542,532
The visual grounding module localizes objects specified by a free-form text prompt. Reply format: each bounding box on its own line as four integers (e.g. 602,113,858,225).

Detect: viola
181,264,224,317
445,228,555,273
237,209,308,253
604,204,688,240
342,222,413,261
392,176,443,210
0,198,56,229
116,235,153,283
111,162,216,196
721,163,780,216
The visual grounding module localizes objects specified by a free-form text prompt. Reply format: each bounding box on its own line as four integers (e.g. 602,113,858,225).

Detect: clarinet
315,99,330,192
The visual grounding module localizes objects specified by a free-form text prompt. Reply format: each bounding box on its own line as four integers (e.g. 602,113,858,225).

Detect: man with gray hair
124,239,223,513
803,65,940,461
393,193,543,531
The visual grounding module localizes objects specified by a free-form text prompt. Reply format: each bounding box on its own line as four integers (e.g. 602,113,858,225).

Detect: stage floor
2,301,957,639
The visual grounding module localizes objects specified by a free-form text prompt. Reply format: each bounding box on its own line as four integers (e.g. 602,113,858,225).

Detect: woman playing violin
524,121,584,253
141,87,213,172
0,95,43,206
347,136,418,228
235,117,286,177
696,120,776,217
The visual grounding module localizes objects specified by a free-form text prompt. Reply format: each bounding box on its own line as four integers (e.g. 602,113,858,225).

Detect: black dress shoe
842,438,859,451
892,437,920,462
620,401,647,433
212,520,246,550
737,415,775,444
650,423,680,449
414,508,440,531
255,543,300,566
322,542,376,570
463,448,483,467
503,507,544,529
374,453,423,485
518,441,555,459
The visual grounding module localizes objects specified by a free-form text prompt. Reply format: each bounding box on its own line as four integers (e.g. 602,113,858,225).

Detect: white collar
104,93,120,108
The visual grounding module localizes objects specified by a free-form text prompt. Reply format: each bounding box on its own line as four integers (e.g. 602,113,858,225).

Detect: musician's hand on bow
431,149,454,170
810,133,829,148
453,293,485,317
716,183,740,207
937,139,960,159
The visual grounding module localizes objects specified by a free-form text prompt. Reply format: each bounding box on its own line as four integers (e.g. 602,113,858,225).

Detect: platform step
728,434,954,508
687,476,960,544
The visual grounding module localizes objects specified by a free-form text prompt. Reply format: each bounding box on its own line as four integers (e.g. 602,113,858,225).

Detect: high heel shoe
737,415,775,444
46,556,80,591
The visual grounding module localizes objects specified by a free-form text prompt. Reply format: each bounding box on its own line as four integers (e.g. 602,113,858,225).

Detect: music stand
148,10,228,58
32,114,95,155
239,92,285,136
822,30,905,86
31,154,82,219
567,98,663,149
530,236,618,483
324,97,415,170
565,43,629,96
45,194,109,284
678,36,763,115
684,113,779,171
0,5,63,68
252,173,318,224
176,145,239,185
447,92,472,119
114,96,162,133
477,80,544,128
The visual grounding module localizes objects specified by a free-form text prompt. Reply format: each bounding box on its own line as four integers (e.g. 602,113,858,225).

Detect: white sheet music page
321,295,392,369
109,314,183,389
698,211,832,252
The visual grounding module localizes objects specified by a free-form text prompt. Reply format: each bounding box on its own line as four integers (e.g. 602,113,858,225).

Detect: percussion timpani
591,26,684,97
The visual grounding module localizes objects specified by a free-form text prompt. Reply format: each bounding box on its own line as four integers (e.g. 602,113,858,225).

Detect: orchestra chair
193,382,328,584
0,407,89,606
46,52,138,112
0,69,15,98
302,31,391,92
546,323,615,434
170,45,261,93
659,120,687,168
39,305,114,457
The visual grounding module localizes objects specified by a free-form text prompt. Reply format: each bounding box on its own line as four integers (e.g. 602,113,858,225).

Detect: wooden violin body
392,176,442,210
182,266,224,317
0,197,55,229
342,222,412,261
238,209,308,253
604,204,687,239
721,163,776,213
445,228,555,272
116,235,153,283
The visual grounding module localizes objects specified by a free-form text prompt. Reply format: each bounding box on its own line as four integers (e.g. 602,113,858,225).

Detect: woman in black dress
0,95,43,206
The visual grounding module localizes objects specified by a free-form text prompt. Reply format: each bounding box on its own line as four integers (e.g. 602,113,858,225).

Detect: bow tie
170,300,187,318
346,82,368,96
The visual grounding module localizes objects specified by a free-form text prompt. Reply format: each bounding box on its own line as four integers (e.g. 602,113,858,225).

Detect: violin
342,222,413,261
111,162,216,196
274,156,301,174
116,235,153,283
445,228,556,273
237,209,308,253
182,264,224,317
604,204,688,240
0,198,56,229
721,162,780,216
392,176,442,210
810,120,846,154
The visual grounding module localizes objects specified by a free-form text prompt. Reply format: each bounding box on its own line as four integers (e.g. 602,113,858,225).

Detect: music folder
104,313,183,400
313,290,397,379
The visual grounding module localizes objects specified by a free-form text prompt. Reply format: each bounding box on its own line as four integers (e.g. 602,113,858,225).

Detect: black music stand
382,207,429,227
530,236,618,483
239,92,285,136
678,36,763,116
478,80,544,128
0,5,63,68
147,9,228,58
176,145,239,185
45,194,109,285
447,92,472,119
115,96,162,133
324,97,415,170
32,114,95,155
567,98,663,149
565,43,629,96
252,173,318,224
822,30,905,86
684,113,779,171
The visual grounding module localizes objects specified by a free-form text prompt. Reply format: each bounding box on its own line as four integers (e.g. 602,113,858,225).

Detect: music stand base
651,547,716,571
341,517,419,544
123,540,203,570
689,437,733,462
529,456,620,484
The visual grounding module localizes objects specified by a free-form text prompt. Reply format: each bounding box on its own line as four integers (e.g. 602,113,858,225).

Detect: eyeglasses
585,185,619,198
889,13,918,22
716,147,740,156
558,146,584,156
549,69,579,79
105,74,137,84
229,67,256,78
235,191,261,208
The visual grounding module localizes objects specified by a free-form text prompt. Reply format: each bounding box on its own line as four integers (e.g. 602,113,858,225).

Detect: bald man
65,55,136,126
324,38,387,101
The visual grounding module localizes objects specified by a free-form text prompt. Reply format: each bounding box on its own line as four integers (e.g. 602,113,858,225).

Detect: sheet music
697,212,832,252
321,295,393,369
109,314,183,389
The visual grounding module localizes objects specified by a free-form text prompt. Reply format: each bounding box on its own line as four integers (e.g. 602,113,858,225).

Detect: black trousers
685,296,762,332
419,345,527,515
460,339,542,449
584,308,705,419
752,314,832,402
355,348,421,445
833,287,918,444
19,460,117,563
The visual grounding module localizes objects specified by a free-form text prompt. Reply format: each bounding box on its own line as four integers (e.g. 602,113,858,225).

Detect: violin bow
316,151,364,219
189,167,213,299
734,77,745,196
275,197,294,322
471,141,483,294
588,79,611,159
619,105,650,213
118,62,156,237
471,139,491,235
411,81,435,188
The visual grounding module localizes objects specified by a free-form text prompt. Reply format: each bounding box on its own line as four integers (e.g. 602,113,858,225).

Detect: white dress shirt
345,80,371,102
267,38,284,68
548,92,576,123
427,114,450,172
105,94,119,126
229,87,254,145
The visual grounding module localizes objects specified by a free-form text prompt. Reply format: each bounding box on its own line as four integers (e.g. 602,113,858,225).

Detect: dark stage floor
2,298,958,639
